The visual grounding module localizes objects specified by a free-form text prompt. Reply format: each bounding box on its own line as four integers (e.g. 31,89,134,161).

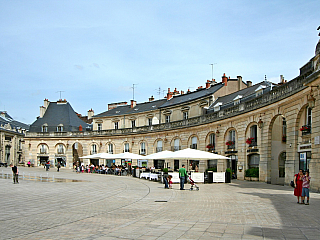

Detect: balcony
300,125,311,136
227,144,235,150
249,141,258,148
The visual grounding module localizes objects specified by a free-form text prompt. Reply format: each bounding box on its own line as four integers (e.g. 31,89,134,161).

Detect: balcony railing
25,71,318,138
227,144,235,149
171,146,181,151
249,141,258,148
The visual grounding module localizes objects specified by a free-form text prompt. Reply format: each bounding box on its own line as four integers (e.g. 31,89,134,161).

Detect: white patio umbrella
163,148,230,160
79,153,104,159
141,150,173,159
99,152,144,159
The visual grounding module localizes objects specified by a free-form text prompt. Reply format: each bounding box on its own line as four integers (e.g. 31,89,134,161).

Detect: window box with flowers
225,140,235,149
246,137,257,147
246,137,254,144
206,144,215,152
282,135,286,142
300,125,311,135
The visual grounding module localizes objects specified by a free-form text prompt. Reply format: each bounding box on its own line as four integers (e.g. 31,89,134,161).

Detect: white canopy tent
141,150,173,160
98,152,144,159
163,148,230,160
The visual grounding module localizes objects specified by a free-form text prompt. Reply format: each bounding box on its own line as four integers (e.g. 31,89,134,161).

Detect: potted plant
225,168,232,183
300,126,310,131
245,168,259,181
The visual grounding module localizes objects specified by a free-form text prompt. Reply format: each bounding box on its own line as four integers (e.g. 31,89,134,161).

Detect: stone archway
72,142,83,165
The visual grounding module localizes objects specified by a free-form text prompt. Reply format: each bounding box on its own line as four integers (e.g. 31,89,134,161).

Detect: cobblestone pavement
0,167,320,240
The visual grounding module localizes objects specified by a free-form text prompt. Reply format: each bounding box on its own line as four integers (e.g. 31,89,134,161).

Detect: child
168,175,173,189
301,171,311,205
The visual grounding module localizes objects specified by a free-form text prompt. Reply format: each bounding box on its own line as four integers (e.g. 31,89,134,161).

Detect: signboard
191,172,204,183
213,172,225,183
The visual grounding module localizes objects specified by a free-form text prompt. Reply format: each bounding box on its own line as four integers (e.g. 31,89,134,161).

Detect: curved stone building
25,40,320,191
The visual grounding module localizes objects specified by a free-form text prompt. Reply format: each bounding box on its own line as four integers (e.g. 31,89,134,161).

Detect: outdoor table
140,172,150,179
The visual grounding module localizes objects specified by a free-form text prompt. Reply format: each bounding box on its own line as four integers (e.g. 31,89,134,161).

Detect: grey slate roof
0,111,29,132
94,99,167,117
207,81,272,112
29,102,91,132
159,83,224,108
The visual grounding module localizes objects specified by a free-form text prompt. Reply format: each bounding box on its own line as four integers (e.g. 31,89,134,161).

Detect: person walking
163,169,169,189
57,162,61,172
294,169,304,203
301,170,311,205
10,164,19,184
179,164,187,190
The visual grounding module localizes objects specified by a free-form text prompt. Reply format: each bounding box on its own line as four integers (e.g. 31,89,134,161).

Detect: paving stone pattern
0,167,320,240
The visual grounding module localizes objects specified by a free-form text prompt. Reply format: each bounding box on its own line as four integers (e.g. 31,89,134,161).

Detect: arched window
108,143,113,154
191,137,197,149
140,142,146,155
57,144,64,154
156,140,163,152
91,144,97,154
40,144,47,154
173,139,180,151
41,124,48,132
124,143,130,152
57,124,64,132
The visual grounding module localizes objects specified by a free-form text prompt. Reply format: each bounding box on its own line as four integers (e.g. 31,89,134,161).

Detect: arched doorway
73,142,83,166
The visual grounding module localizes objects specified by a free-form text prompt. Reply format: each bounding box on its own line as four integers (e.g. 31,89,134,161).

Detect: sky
0,0,319,124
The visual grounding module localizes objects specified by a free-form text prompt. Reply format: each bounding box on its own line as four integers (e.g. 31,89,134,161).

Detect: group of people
294,169,311,205
163,164,188,190
74,164,130,175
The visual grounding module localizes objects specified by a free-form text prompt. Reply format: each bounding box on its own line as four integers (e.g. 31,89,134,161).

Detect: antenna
56,91,65,99
131,84,138,100
155,87,161,99
210,63,217,80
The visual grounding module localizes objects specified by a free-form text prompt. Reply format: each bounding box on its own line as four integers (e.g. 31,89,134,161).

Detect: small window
97,123,102,131
148,118,152,126
57,144,64,154
131,120,136,128
140,142,146,155
40,144,47,154
57,125,64,132
114,122,119,130
108,143,113,154
183,112,188,120
165,115,170,123
124,143,130,152
156,140,163,152
42,125,48,132
92,144,97,154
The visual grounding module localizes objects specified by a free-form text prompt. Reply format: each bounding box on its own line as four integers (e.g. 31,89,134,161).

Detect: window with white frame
40,144,47,154
156,140,163,152
97,123,102,131
57,144,64,154
229,130,236,142
108,143,113,154
41,124,48,132
165,115,170,123
183,111,188,120
306,107,312,126
173,139,180,151
56,124,64,132
131,120,136,128
148,118,152,126
191,137,197,149
124,143,130,152
140,142,146,155
114,122,119,130
92,144,97,154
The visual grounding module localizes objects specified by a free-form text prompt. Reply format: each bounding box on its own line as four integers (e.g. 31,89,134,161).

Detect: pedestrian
168,175,173,189
163,169,169,189
27,161,31,167
45,161,50,171
301,170,311,205
179,164,187,190
10,164,19,184
57,162,61,172
294,169,304,203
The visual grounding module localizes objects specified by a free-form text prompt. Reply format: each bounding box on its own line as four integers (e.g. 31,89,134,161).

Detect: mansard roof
159,83,224,108
208,81,272,111
0,111,29,132
94,99,167,117
29,102,91,132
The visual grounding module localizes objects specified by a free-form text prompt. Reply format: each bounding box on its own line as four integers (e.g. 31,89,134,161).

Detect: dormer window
214,102,222,112
233,95,242,105
56,124,64,132
41,124,48,132
255,85,266,97
97,123,102,131
183,111,188,120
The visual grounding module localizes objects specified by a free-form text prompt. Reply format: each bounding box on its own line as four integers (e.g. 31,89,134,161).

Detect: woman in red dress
294,169,304,203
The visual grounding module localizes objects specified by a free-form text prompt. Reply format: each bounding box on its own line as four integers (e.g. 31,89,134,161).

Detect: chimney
222,73,228,86
130,100,137,108
280,75,285,84
206,80,211,89
237,76,242,90
246,81,252,87
149,95,155,102
44,99,49,109
87,108,94,119
40,99,50,118
181,90,184,94
166,88,173,100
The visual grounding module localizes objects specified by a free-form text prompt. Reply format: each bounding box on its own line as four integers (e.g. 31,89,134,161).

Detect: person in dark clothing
10,164,19,184
163,171,169,189
57,162,61,172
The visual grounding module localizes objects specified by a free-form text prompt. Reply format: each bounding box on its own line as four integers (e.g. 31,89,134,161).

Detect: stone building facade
25,39,320,192
0,111,29,166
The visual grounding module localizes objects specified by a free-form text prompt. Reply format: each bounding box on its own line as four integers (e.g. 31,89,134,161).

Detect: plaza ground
0,167,320,240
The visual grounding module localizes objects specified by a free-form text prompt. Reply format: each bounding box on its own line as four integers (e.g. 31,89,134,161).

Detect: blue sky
0,0,319,124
